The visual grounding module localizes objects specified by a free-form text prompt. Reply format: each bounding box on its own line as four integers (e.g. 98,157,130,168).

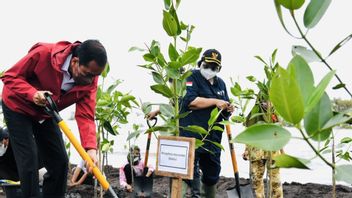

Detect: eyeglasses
202,62,221,72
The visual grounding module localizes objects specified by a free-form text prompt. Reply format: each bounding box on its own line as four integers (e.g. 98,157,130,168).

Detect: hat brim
204,59,221,66
204,57,221,65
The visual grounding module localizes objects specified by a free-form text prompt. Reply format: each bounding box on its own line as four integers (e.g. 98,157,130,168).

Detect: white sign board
155,136,195,179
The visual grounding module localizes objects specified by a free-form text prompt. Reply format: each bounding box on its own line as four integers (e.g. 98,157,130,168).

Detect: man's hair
74,39,107,67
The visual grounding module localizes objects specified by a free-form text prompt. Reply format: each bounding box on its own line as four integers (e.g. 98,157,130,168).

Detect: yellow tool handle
226,124,239,173
58,121,110,190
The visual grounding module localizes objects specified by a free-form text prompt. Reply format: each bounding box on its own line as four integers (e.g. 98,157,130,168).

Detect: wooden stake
171,177,183,198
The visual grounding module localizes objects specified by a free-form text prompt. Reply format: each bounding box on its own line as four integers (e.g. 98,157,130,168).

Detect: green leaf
152,72,164,84
273,154,310,169
304,0,331,29
272,49,278,64
269,67,304,124
287,55,315,104
335,165,352,184
230,82,242,97
219,120,232,126
120,95,135,103
159,103,174,118
195,139,204,149
168,43,179,61
180,47,202,66
162,10,178,36
143,53,155,62
157,53,167,67
231,116,246,123
180,21,188,30
208,107,220,126
277,0,305,10
254,55,268,65
142,102,152,115
150,84,173,98
322,111,352,130
175,79,185,97
212,126,224,132
246,75,256,82
205,139,224,151
147,125,174,133
169,61,182,70
175,0,181,9
101,141,111,152
166,67,180,79
340,137,352,144
304,93,332,141
176,111,191,119
305,70,335,114
128,46,145,52
332,83,346,90
234,124,291,151
184,125,208,135
328,34,352,57
274,0,295,37
127,131,140,141
103,121,117,135
163,0,171,10
106,80,121,94
180,70,192,81
101,63,110,78
169,5,181,35
291,45,320,63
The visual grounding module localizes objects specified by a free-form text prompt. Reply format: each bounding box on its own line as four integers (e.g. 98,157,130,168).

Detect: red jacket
1,41,98,149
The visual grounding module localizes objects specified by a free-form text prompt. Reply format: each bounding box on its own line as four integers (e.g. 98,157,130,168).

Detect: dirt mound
65,165,352,198
1,165,351,197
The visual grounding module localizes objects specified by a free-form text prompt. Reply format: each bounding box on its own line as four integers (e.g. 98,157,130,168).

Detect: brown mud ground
1,165,351,197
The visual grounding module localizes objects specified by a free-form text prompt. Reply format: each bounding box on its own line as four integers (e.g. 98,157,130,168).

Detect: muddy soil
1,165,351,197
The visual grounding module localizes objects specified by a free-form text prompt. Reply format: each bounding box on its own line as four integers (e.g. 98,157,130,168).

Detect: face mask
200,67,218,80
132,156,140,166
0,144,7,157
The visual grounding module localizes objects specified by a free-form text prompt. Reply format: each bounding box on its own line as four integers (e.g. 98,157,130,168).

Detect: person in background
69,159,94,187
1,40,107,197
0,127,18,181
0,126,47,184
119,145,153,192
242,95,283,198
179,49,234,198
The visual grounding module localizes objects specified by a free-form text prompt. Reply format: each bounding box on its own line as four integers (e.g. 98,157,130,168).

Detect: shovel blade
226,184,254,198
133,176,153,198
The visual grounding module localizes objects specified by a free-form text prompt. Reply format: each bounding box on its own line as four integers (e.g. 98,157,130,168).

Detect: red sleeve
75,81,98,150
1,45,48,102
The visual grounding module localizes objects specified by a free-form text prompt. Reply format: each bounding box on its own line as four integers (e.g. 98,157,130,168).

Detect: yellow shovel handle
58,121,110,190
226,124,239,173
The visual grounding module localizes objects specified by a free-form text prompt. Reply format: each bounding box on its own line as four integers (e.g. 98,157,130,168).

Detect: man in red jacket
1,40,107,198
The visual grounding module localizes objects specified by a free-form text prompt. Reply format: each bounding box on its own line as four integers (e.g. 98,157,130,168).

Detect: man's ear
71,57,79,66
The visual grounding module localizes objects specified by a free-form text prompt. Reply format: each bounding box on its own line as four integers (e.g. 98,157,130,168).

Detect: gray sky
1,1,351,103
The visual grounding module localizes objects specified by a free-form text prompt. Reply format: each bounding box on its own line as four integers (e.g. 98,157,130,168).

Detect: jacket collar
51,41,81,72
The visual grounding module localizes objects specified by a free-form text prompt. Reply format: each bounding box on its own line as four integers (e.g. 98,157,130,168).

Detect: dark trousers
123,164,148,185
185,150,221,197
0,142,19,181
2,102,68,198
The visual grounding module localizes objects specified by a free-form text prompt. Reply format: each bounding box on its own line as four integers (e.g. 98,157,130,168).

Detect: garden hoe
44,93,119,198
133,118,157,198
225,125,254,198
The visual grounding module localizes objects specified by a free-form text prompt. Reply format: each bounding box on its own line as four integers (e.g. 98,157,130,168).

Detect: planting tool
144,117,157,166
43,93,118,198
133,118,157,198
225,125,253,198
